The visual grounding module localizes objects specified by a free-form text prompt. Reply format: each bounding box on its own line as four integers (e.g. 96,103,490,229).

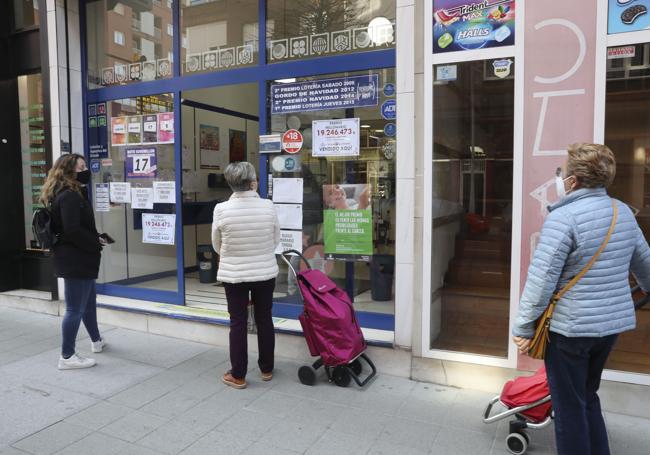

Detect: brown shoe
261,371,273,381
222,371,247,389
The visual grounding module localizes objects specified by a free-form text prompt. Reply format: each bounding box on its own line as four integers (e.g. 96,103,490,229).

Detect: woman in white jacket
212,162,280,389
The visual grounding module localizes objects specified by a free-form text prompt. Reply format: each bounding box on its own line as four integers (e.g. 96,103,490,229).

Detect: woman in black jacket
40,154,106,370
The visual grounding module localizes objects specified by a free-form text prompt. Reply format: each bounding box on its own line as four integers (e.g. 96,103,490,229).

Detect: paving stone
397,396,451,425
99,329,210,368
0,382,97,447
64,401,133,431
377,417,441,452
179,430,254,455
0,447,29,455
241,441,301,455
13,421,93,455
431,427,495,455
215,409,279,441
136,422,204,455
99,411,168,443
174,395,241,436
107,373,185,409
244,391,304,418
367,440,429,455
286,398,346,427
329,407,391,439
305,429,374,455
53,432,131,455
349,388,406,415
140,389,204,419
262,419,326,453
0,349,163,401
606,412,650,455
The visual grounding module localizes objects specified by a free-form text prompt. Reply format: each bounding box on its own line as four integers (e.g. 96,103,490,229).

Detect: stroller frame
484,286,650,455
281,249,377,388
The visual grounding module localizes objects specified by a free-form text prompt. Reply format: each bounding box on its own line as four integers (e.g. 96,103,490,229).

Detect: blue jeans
544,331,618,455
62,278,101,358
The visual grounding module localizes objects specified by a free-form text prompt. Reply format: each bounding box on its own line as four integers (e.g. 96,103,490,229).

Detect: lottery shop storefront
81,0,399,343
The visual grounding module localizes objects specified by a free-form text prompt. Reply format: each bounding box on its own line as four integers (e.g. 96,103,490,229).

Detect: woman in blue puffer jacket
512,143,650,455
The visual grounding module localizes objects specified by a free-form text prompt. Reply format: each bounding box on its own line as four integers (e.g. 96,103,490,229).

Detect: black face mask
76,169,91,185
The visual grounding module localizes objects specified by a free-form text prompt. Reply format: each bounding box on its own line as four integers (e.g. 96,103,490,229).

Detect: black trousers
544,331,618,455
223,278,276,379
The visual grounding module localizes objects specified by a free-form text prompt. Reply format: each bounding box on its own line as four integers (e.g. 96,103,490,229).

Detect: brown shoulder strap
554,199,618,301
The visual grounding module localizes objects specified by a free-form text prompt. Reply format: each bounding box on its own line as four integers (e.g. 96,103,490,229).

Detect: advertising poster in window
127,115,142,145
142,213,176,245
608,0,650,34
111,117,126,146
270,74,379,114
433,1,515,53
126,148,157,178
229,129,247,162
199,124,222,169
142,115,158,144
312,118,360,157
157,112,175,143
322,184,372,259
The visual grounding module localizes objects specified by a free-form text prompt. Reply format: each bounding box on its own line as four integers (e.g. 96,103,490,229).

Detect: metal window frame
80,0,396,312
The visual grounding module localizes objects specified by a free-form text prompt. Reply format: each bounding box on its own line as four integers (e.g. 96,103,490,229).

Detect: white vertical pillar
395,0,417,349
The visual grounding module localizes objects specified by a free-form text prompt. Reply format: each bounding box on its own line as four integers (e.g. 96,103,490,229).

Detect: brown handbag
527,200,618,360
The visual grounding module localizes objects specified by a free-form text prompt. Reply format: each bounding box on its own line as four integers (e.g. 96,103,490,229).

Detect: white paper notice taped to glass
275,204,302,230
142,213,176,245
272,178,303,203
312,118,360,157
109,182,131,203
131,187,154,209
95,184,110,212
274,230,302,255
153,181,176,204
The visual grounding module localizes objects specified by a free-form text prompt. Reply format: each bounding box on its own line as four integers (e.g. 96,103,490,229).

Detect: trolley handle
279,249,312,277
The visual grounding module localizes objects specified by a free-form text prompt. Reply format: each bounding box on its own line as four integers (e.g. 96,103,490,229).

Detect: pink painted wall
518,0,598,370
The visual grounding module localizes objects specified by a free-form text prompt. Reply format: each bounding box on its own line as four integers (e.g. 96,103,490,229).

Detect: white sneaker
91,338,105,353
58,353,96,370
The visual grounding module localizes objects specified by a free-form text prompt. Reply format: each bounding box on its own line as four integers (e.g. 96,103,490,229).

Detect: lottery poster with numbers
126,148,157,178
312,118,360,157
157,112,175,143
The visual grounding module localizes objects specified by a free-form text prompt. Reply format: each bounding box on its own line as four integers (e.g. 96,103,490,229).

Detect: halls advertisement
433,0,515,53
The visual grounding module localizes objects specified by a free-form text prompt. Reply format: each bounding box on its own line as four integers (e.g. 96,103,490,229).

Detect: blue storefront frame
80,0,396,330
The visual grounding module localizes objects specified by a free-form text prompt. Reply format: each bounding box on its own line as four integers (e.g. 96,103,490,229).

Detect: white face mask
555,167,573,198
555,175,567,198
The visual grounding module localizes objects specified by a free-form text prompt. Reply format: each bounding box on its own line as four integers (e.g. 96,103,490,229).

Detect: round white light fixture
368,17,393,45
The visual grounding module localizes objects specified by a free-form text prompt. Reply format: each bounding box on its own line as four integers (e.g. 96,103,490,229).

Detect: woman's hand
99,236,108,246
513,336,531,355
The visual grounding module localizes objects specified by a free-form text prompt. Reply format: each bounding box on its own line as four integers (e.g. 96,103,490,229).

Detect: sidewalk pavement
0,306,649,455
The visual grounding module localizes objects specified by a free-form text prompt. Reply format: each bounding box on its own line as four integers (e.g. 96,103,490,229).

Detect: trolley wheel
505,432,528,455
298,365,317,386
349,359,362,376
332,366,351,387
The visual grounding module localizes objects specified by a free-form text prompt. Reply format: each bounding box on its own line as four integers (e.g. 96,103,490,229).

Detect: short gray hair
224,161,256,192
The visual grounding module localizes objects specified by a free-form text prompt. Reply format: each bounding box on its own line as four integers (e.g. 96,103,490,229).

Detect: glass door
91,93,181,302
430,59,515,357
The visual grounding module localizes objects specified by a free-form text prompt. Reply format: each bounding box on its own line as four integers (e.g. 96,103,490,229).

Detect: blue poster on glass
126,148,157,178
433,0,516,53
271,74,379,114
608,0,650,34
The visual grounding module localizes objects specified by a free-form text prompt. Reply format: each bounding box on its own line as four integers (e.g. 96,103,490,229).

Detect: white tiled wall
395,1,417,348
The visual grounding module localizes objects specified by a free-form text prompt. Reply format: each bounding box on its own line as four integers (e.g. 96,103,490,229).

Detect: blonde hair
567,143,616,189
39,154,83,205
